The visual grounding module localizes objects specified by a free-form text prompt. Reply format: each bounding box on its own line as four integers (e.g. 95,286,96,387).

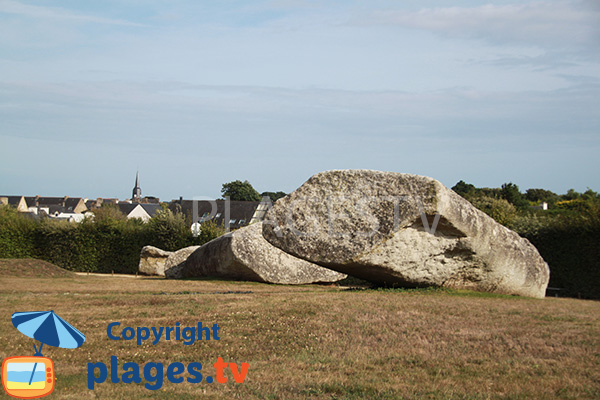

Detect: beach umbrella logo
1,311,85,399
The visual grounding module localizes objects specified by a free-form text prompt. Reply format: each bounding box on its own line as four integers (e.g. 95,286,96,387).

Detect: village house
2,173,264,227
85,198,120,210
117,203,162,222
0,195,88,217
169,198,269,231
0,196,29,212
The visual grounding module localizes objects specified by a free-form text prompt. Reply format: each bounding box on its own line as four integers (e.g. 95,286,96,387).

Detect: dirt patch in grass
0,258,74,278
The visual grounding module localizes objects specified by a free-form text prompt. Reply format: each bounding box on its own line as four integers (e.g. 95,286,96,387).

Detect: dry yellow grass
0,267,599,399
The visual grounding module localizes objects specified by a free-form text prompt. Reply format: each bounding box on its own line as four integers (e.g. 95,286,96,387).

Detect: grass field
0,260,599,399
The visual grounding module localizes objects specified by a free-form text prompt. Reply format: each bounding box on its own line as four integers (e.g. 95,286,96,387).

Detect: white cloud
356,1,600,50
0,0,145,26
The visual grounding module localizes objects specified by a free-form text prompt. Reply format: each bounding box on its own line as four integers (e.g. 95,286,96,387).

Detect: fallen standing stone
262,170,550,298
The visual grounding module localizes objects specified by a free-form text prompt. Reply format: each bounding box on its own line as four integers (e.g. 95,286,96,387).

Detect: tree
563,189,581,201
221,180,261,202
92,204,126,223
451,180,476,199
582,188,599,201
525,188,558,203
500,182,529,209
478,187,502,199
146,208,188,251
471,196,517,227
260,191,287,202
195,220,225,245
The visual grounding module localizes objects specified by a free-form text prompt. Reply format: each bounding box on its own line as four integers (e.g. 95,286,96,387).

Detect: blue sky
1,0,599,200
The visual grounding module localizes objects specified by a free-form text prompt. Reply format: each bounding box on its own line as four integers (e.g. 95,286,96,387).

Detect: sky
1,0,599,200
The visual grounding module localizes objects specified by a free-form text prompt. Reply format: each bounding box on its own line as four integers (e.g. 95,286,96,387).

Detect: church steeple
132,171,142,202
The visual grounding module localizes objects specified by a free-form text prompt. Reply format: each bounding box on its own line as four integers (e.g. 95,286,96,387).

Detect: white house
118,203,162,222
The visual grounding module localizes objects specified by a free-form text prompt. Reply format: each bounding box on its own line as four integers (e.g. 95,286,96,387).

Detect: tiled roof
0,196,25,206
169,199,263,228
140,204,162,218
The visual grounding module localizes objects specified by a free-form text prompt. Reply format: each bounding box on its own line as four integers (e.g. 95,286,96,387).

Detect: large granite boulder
165,246,201,279
262,170,550,298
182,222,346,284
138,246,173,276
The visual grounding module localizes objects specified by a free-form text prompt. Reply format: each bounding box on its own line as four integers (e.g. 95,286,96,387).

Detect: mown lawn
0,262,598,399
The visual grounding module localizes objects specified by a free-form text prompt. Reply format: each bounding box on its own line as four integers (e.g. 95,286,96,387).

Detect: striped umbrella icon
11,311,86,386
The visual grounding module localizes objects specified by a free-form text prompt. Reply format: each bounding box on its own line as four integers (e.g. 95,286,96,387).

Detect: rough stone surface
138,245,172,276
165,246,201,279
262,170,550,298
183,222,346,284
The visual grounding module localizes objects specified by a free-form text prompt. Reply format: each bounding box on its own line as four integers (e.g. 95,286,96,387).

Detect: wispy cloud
473,51,581,71
556,74,600,84
0,0,145,27
1,80,598,144
354,1,600,50
2,79,598,197
0,1,598,198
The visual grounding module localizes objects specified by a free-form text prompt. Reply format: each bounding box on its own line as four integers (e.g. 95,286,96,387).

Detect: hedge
517,223,600,299
0,206,223,274
1,204,598,298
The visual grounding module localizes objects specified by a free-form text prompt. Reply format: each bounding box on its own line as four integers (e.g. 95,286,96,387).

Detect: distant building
141,196,160,204
531,202,549,211
128,172,159,204
20,196,88,215
1,195,89,221
132,171,142,203
65,197,88,213
85,199,100,210
0,196,28,212
169,198,268,230
85,198,120,210
55,212,87,223
118,203,162,222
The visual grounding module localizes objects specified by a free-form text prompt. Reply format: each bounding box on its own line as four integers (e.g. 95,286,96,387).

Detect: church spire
132,171,142,202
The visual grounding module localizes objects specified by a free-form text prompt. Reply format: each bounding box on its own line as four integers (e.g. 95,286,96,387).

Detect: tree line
221,180,286,202
452,181,599,299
